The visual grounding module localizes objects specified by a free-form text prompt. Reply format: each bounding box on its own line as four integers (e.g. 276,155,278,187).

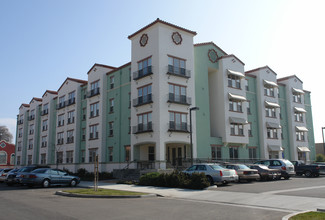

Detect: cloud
0,118,17,143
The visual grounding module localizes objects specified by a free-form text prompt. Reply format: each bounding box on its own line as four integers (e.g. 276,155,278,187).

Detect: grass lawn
290,211,325,220
63,188,148,196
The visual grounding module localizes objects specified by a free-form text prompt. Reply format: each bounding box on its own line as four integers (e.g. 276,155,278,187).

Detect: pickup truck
291,161,320,177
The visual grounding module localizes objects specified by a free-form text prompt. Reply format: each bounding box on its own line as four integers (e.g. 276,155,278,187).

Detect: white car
183,164,238,185
254,159,295,179
0,168,13,182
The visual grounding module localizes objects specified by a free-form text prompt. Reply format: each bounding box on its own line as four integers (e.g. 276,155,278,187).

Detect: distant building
315,143,325,155
0,140,15,168
15,19,315,172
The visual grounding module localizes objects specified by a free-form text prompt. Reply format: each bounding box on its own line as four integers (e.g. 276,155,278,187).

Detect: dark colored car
291,160,320,177
21,168,80,188
6,165,50,186
247,164,281,181
254,159,295,179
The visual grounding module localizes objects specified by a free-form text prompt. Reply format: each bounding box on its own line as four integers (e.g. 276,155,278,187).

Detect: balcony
56,102,66,110
133,66,153,80
87,88,100,98
168,121,189,132
133,122,153,134
167,93,191,105
66,98,75,106
167,65,191,78
133,94,153,107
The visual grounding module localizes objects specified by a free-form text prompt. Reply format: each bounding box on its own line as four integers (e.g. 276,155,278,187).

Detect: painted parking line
260,185,325,195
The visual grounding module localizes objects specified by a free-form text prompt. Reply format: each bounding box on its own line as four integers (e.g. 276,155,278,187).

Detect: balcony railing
133,94,153,107
28,115,35,121
167,65,191,78
67,117,75,124
133,66,153,80
133,122,153,134
57,102,66,110
18,119,24,125
168,121,189,132
66,98,75,106
89,132,99,140
87,88,100,98
57,138,64,145
67,137,74,144
167,93,191,105
41,109,48,116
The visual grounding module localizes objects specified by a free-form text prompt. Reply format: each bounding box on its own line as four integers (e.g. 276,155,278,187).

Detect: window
136,84,152,106
129,68,131,82
0,151,6,164
57,132,64,145
108,147,113,162
138,57,152,77
293,93,302,103
67,130,74,144
56,152,63,164
294,112,304,122
267,128,278,139
81,150,85,163
245,79,249,91
68,91,75,105
296,131,305,141
89,148,98,163
247,101,251,114
148,146,155,161
29,109,35,120
66,151,73,163
128,118,131,134
169,84,188,104
248,123,252,137
17,142,22,151
58,96,65,108
27,155,32,165
136,112,152,133
110,76,115,89
82,128,86,141
41,136,47,148
29,124,34,135
10,154,14,165
109,122,114,136
109,99,114,113
16,156,21,165
82,108,86,120
168,56,186,75
42,103,49,115
264,87,275,97
18,128,23,137
281,128,284,139
90,81,100,96
125,145,130,162
58,114,64,126
211,146,222,160
228,75,241,89
265,107,276,118
42,120,48,131
169,111,188,131
67,111,75,124
28,139,33,149
229,147,239,159
89,124,99,139
40,153,46,164
249,148,257,159
90,102,99,117
229,100,243,112
128,93,131,108
230,124,244,136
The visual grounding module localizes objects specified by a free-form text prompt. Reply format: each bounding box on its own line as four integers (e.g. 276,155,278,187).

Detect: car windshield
19,167,34,172
237,165,250,169
209,165,224,170
32,169,48,174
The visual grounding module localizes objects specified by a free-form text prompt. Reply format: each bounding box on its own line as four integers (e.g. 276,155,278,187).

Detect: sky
1,0,325,144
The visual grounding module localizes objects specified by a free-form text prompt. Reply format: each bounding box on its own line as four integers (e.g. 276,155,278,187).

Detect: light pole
322,127,325,155
190,107,199,166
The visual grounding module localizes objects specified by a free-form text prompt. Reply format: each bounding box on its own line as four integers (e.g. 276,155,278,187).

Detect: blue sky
1,0,325,143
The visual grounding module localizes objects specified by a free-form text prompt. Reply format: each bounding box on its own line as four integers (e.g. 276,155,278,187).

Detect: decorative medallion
208,49,218,63
0,142,6,148
172,32,182,45
140,34,148,47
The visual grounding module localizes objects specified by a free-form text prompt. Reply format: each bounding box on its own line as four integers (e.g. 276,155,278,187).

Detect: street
1,176,325,220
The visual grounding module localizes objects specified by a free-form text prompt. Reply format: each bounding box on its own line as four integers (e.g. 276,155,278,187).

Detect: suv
6,165,49,186
254,159,295,179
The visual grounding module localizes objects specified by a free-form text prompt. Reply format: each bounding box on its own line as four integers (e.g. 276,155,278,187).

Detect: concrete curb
55,191,157,199
282,210,315,220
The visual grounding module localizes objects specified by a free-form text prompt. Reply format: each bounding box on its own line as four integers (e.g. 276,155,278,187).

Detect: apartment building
15,19,315,172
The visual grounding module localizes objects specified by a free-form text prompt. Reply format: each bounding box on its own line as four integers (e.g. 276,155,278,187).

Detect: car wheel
284,175,290,180
313,173,320,177
70,179,77,187
42,179,50,188
206,176,214,186
305,170,312,177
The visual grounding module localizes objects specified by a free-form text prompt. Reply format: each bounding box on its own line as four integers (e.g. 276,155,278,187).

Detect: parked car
311,162,325,175
291,160,320,177
21,168,80,188
247,164,281,181
254,159,295,179
183,164,238,185
224,164,259,182
0,168,13,182
6,165,50,186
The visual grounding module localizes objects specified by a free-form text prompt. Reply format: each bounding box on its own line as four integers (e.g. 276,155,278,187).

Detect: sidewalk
79,181,325,213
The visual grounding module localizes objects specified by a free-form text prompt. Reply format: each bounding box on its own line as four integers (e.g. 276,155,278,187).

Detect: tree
0,126,13,143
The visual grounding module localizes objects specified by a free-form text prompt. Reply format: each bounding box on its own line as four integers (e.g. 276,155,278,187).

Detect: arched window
0,151,7,165
10,153,15,165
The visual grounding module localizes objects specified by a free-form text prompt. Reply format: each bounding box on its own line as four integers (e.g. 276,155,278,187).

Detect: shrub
316,154,325,162
139,172,160,186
